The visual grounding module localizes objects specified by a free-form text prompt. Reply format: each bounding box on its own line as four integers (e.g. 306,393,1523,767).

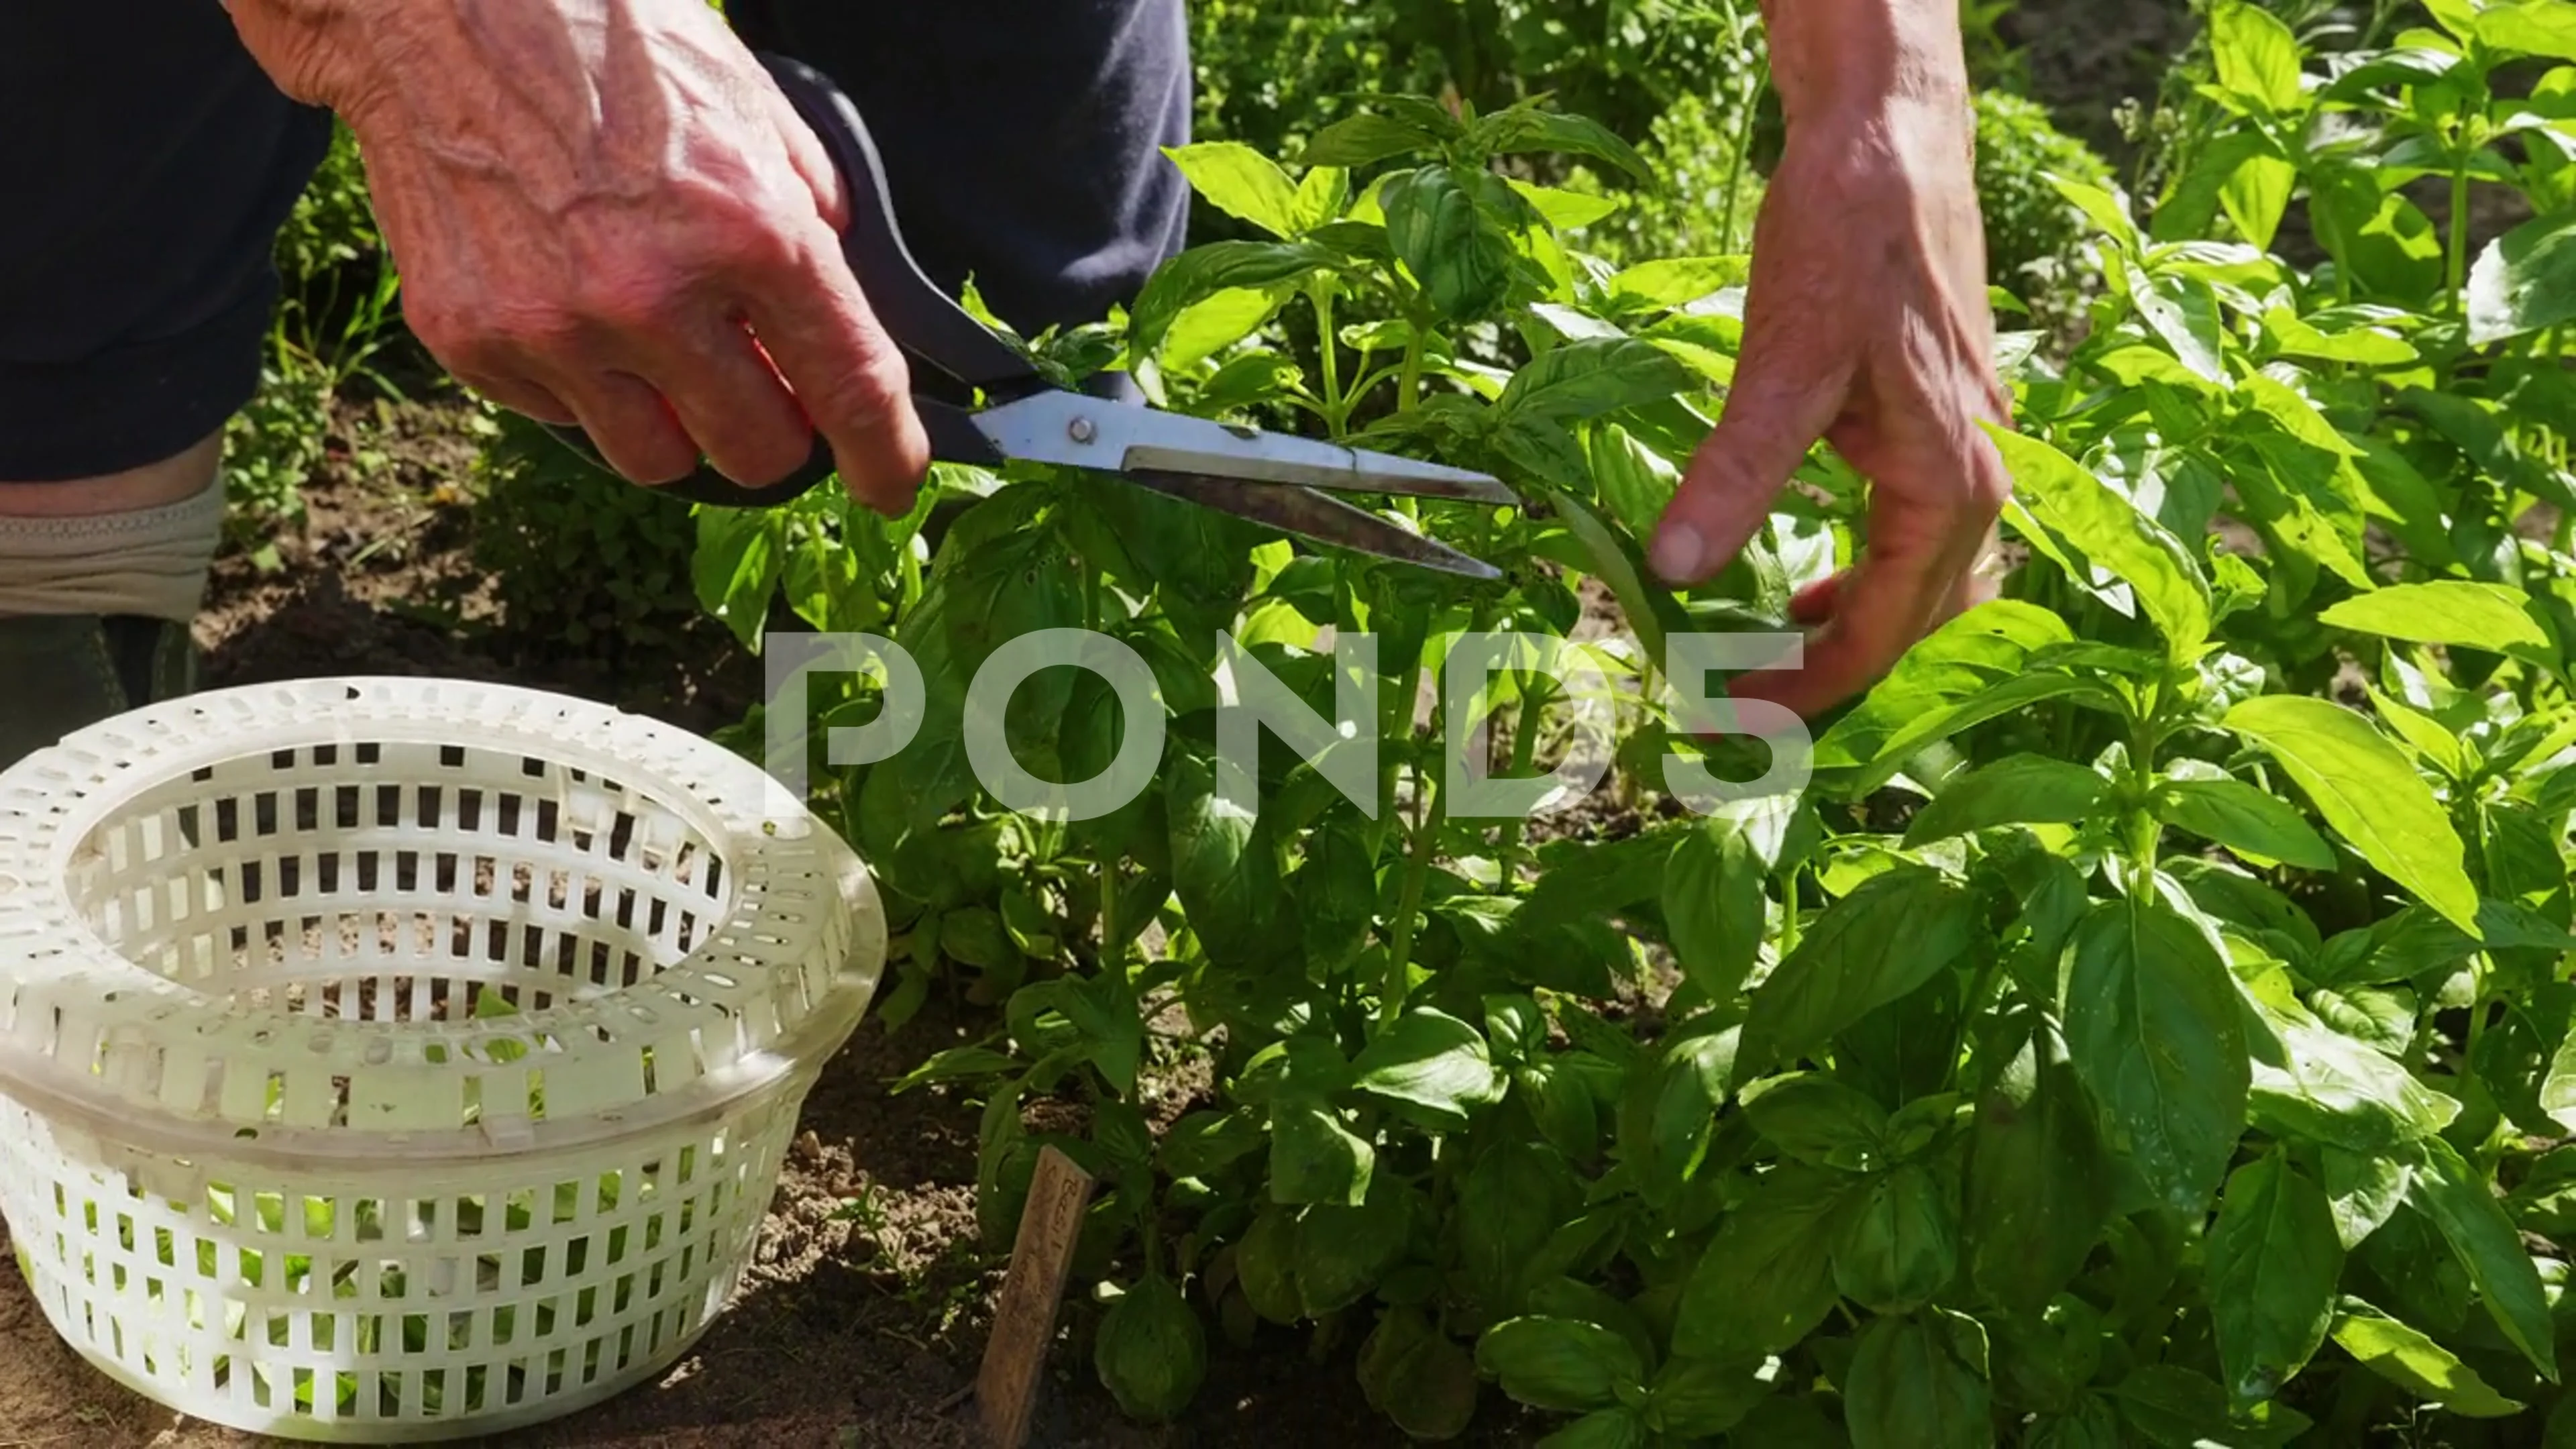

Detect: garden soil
0,7,2209,1441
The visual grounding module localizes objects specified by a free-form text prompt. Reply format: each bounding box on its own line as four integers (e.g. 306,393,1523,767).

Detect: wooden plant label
974,1144,1098,1448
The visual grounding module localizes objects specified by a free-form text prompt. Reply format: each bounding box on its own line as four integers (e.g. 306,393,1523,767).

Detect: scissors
541,54,1516,581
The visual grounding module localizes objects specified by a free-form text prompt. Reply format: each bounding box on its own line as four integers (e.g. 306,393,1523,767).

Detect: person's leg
724,0,1193,339
0,1,331,766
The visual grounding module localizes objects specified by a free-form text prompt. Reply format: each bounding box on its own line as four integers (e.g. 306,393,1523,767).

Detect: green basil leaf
1994,426,2212,656
1965,1016,2117,1317
1474,1316,1644,1413
1235,1036,1351,1107
1159,1108,1267,1181
1169,752,1288,970
2155,129,2287,244
2052,175,2143,254
2063,897,2251,1213
1303,218,1393,262
1588,422,1682,540
2248,1006,2457,1151
1126,241,1336,362
1509,178,1626,229
1517,829,1684,934
1093,1271,1206,1421
1843,1313,1992,1449
2206,1153,2341,1403
1601,256,1750,313
1483,996,1547,1063
2479,0,2576,62
2261,305,2418,365
1474,103,1658,185
1832,1163,1962,1314
2231,424,2376,592
2110,1364,2311,1446
2398,388,2576,512
1743,866,1982,1069
1814,600,2078,771
1535,1408,1651,1449
2211,0,2306,110
1163,141,1301,238
2310,986,2418,1058
2322,44,2463,97
2223,696,2481,935
1234,1208,1303,1324
2328,1297,2525,1417
2311,164,2445,305
1159,286,1297,373
1521,1058,1605,1161
1292,816,1378,975
2405,1134,2559,1381
1629,1030,1737,1201
1458,1141,1576,1318
1296,113,1442,168
2319,1145,2413,1250
1293,1179,1409,1316
1497,337,1696,424
2470,206,2576,344
936,905,1015,970
1543,488,1682,681
1903,753,2108,847
1269,1098,1373,1208
1640,311,1741,383
1525,1279,1656,1372
2153,777,2339,871
2129,262,2232,384
2319,580,2551,652
690,506,784,649
1383,164,1525,321
1351,1007,1504,1126
2222,146,2298,251
1065,975,1145,1097
1742,1071,1889,1169
1357,1308,1481,1438
2540,1023,2576,1134
1661,814,1768,1002
1672,1164,1854,1357
1644,1353,1770,1438
2028,1398,2126,1449
1289,164,1350,232
890,1045,1018,1095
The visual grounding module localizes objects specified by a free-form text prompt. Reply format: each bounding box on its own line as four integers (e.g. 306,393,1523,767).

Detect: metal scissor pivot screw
1067,417,1097,444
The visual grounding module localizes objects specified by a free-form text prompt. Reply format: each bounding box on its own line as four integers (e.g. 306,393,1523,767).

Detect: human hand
1648,0,2011,722
222,0,930,511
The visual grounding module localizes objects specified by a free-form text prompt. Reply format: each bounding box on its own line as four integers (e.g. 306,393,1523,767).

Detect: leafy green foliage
468,411,718,672
225,120,417,555
1974,90,2120,334
694,11,2576,1438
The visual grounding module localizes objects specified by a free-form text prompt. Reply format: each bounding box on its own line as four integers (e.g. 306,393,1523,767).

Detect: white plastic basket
0,677,887,1442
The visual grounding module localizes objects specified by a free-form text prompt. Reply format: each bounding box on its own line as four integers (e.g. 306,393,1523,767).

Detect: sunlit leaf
2223,696,2481,934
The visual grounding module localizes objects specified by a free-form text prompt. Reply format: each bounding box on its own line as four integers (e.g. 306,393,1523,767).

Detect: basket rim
0,676,885,1167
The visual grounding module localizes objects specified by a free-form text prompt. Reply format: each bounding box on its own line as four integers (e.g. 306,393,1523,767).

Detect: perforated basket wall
0,678,887,1442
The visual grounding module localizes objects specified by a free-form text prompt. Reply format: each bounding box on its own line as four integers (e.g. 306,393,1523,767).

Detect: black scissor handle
542,52,1032,508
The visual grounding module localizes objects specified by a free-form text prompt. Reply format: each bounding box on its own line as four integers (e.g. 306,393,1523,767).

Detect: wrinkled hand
1648,87,2012,722
223,0,929,511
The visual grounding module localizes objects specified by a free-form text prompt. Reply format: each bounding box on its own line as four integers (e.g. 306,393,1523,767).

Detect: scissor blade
973,390,1515,504
1125,471,1503,581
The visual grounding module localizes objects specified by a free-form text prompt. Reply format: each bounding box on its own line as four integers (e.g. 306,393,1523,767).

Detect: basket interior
66,737,732,1025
